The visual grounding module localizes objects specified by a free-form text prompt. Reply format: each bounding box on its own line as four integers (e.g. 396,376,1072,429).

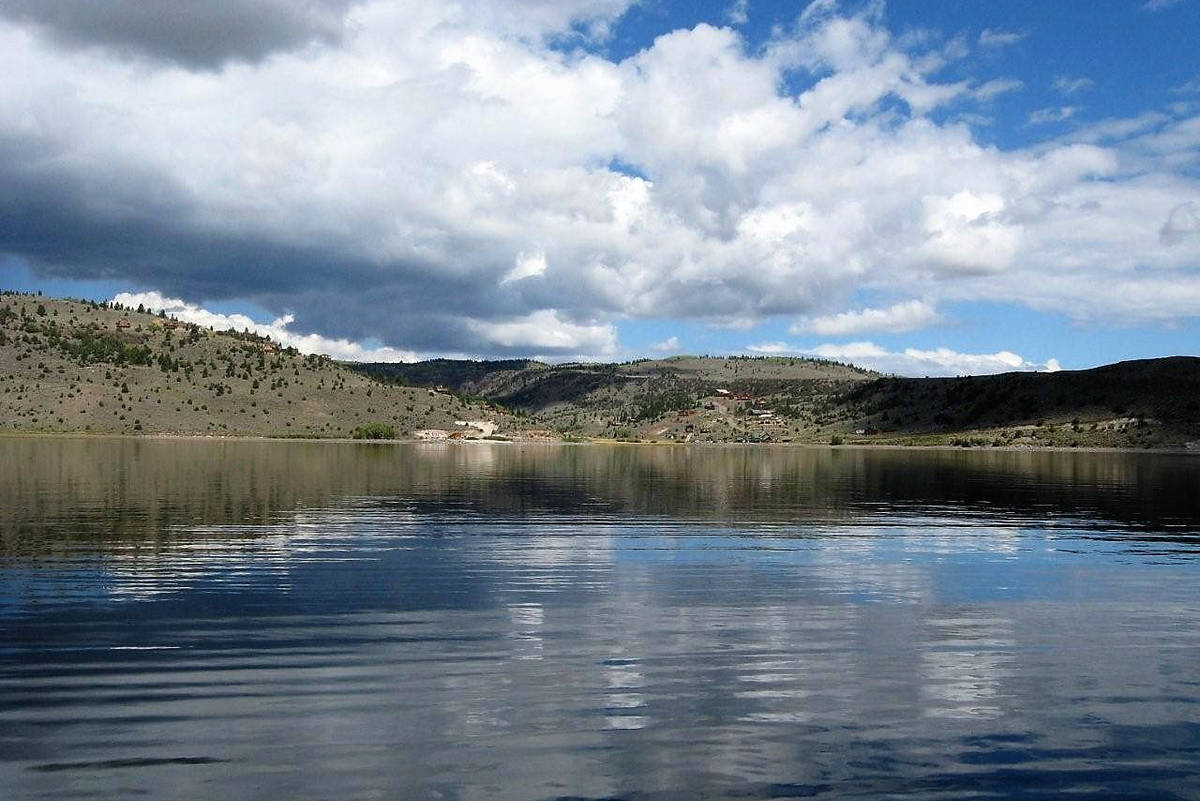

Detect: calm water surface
2,438,1199,800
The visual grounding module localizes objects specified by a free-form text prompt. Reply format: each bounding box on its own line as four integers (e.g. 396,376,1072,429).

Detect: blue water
1,439,1199,799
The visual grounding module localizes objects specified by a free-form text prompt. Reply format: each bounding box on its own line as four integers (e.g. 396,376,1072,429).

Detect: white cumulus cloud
465,309,617,354
792,299,940,336
650,335,682,353
111,291,419,362
921,191,1021,274
0,1,1193,357
501,250,548,285
747,340,1059,377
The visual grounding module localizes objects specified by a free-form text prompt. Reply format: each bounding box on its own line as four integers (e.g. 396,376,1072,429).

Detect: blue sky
0,0,1198,375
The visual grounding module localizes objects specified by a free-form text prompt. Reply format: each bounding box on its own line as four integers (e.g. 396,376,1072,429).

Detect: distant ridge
349,354,1200,448
840,356,1200,447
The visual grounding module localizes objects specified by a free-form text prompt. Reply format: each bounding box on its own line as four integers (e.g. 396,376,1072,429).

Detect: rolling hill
3,290,1198,448
351,355,1200,448
0,292,525,439
351,355,880,441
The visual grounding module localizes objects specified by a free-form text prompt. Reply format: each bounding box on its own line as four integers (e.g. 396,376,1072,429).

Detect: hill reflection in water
2,439,1200,801
2,439,1197,555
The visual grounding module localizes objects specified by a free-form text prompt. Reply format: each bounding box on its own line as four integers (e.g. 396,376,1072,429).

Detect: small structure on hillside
115,318,131,329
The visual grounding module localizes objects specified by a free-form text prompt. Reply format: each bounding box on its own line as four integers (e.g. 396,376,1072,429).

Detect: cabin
115,318,131,330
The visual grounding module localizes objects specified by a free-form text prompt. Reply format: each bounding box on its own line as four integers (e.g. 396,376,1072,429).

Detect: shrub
351,421,396,440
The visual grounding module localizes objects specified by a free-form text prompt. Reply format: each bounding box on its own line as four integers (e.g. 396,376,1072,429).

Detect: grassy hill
352,355,883,441
4,290,1198,448
350,354,878,438
0,292,524,439
353,354,1200,448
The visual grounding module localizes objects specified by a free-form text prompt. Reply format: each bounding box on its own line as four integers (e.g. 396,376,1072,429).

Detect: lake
2,438,1199,800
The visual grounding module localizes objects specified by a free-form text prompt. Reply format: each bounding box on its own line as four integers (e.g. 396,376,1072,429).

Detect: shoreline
1,429,1195,454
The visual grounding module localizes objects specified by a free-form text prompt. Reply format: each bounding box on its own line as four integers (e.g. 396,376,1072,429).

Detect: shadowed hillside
353,358,545,392
352,354,1200,448
837,357,1200,448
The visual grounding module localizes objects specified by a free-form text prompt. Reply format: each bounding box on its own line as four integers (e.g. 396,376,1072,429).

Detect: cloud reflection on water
3,440,1200,800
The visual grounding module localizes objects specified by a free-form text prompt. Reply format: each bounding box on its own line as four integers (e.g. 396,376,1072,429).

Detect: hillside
0,292,526,439
352,355,879,441
353,358,546,392
353,354,1200,448
4,291,1198,448
836,357,1200,449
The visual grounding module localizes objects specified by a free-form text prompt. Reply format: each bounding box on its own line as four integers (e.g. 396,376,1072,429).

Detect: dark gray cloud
0,132,600,357
0,0,358,69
